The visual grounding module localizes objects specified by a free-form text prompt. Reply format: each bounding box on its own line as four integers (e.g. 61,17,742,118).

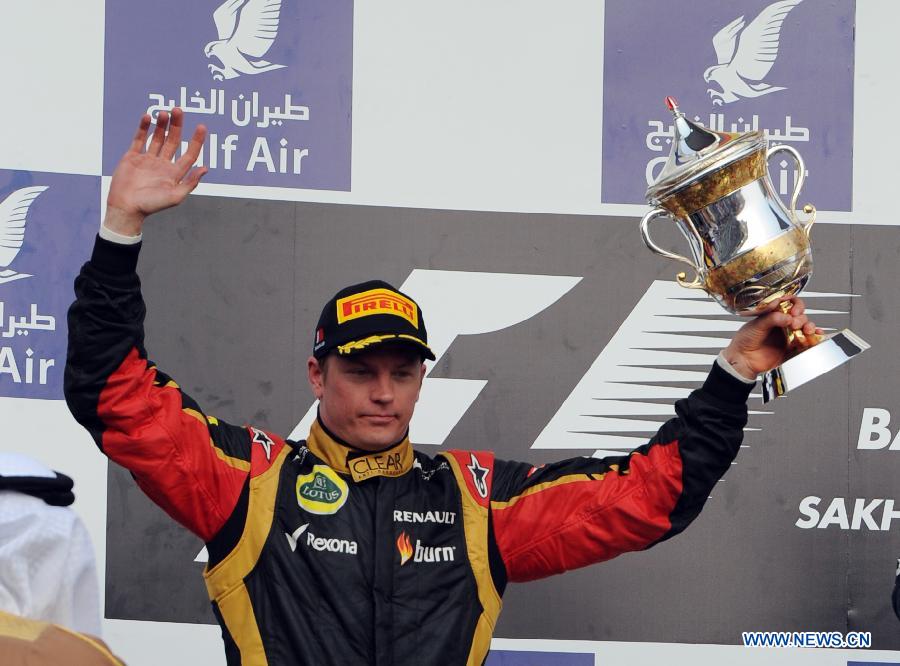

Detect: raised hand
721,297,823,379
104,109,209,236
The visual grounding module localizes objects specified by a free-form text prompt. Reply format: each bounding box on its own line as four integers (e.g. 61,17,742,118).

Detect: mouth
361,414,396,425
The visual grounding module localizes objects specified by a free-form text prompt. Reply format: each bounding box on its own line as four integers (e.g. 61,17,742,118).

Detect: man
0,454,124,665
65,109,820,666
0,454,100,635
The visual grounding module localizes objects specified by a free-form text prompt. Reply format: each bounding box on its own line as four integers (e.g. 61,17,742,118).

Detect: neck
306,418,414,483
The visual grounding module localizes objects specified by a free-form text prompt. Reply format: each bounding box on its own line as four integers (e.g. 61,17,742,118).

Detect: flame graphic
397,531,413,565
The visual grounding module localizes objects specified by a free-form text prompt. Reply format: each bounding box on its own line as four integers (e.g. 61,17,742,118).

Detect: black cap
313,280,436,361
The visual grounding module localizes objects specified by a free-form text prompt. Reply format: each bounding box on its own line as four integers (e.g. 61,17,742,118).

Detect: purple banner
0,171,100,399
601,0,855,211
103,0,354,191
486,651,594,666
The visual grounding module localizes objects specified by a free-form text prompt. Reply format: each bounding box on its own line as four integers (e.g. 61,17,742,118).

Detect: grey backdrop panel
103,195,898,647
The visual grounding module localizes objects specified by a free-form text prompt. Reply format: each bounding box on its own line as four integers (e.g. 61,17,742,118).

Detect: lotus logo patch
296,465,348,515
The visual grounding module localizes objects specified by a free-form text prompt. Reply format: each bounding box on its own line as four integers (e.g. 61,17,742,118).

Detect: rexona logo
396,531,456,565
857,408,900,450
285,523,358,555
306,529,358,555
796,497,900,531
296,465,348,515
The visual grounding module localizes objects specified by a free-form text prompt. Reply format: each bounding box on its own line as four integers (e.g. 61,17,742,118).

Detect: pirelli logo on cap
336,288,419,328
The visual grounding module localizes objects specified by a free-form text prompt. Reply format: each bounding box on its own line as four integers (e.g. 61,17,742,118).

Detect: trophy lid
645,96,766,205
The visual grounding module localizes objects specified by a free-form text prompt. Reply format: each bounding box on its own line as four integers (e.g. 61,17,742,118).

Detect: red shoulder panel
247,426,287,477
446,450,494,509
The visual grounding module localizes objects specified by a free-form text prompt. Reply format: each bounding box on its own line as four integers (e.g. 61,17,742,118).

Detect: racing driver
65,109,822,665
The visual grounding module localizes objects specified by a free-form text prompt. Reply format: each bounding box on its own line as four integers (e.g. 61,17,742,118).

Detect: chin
353,428,403,451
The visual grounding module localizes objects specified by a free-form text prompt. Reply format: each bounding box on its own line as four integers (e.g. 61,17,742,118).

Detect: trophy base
761,329,870,403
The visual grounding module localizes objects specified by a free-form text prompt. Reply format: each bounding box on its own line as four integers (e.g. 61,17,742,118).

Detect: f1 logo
289,269,581,444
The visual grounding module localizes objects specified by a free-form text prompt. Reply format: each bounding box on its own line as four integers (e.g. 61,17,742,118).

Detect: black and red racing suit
64,236,753,665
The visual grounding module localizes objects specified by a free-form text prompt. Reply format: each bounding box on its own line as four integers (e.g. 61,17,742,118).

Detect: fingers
160,108,184,161
174,124,207,178
759,308,793,332
787,297,805,317
148,110,170,155
176,166,209,198
128,114,152,153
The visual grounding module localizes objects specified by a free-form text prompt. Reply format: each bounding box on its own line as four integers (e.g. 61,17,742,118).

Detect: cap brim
335,333,436,361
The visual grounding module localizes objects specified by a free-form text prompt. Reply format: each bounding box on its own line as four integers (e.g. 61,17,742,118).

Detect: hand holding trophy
641,97,868,402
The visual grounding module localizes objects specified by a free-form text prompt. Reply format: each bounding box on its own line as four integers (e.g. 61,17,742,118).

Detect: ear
307,356,325,400
415,362,426,402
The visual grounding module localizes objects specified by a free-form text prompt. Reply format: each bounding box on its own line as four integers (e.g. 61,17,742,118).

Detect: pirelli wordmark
336,288,419,327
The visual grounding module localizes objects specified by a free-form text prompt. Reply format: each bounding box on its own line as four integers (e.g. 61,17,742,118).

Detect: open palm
106,109,208,234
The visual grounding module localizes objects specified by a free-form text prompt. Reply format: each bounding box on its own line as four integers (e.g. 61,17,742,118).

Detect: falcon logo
703,0,803,106
204,0,287,81
250,427,274,461
0,186,47,286
466,453,489,499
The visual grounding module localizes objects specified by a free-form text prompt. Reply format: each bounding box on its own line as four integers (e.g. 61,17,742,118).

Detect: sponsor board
103,0,353,190
0,171,99,399
102,201,900,649
601,0,854,211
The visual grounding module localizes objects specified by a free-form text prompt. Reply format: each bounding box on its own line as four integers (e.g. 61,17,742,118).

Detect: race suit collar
306,418,414,483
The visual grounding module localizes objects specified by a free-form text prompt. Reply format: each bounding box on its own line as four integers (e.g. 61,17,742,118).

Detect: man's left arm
488,298,820,583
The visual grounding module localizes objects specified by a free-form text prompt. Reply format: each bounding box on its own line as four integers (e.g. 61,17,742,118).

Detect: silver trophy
640,97,868,402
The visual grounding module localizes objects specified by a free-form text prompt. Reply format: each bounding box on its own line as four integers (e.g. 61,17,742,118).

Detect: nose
370,371,394,404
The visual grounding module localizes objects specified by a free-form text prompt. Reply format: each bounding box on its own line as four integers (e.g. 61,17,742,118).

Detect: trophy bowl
640,97,868,401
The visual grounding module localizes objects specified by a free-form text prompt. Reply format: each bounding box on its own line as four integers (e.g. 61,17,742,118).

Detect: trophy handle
766,144,816,237
640,207,704,289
